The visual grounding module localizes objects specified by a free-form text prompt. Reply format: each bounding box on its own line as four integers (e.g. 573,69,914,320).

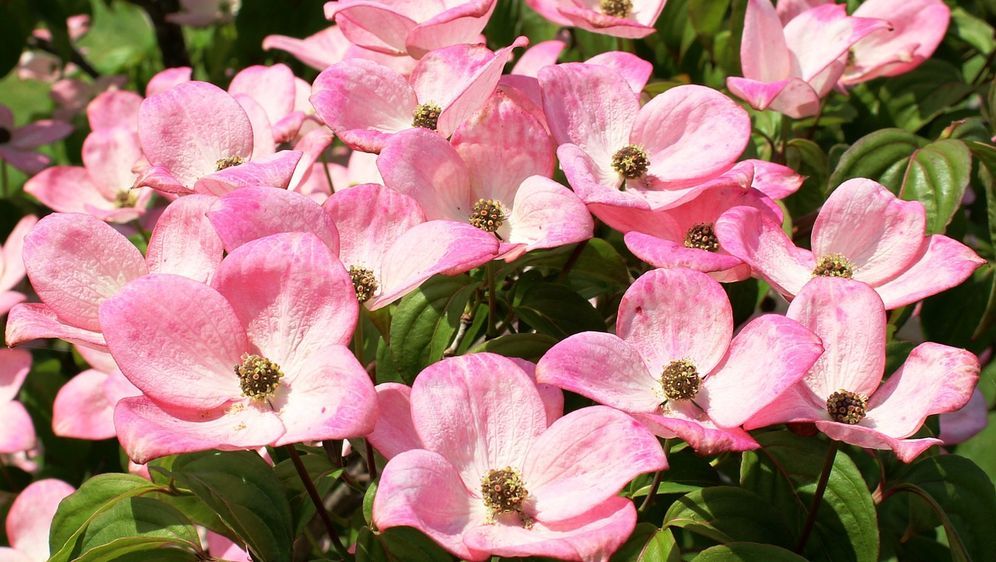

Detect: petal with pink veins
0,401,35,454
6,479,75,561
367,383,422,459
81,127,144,200
86,90,142,132
229,64,297,130
845,0,949,84
506,176,593,254
208,186,339,254
5,303,107,350
815,421,941,463
511,39,566,77
782,4,891,82
145,67,192,97
377,128,473,221
326,1,417,55
52,369,121,440
872,235,985,310
586,51,653,95
193,150,303,195
634,409,759,454
146,194,225,283
24,167,111,216
405,0,498,58
0,215,37,293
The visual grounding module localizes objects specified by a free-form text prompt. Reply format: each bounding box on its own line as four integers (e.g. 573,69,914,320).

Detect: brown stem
795,441,838,553
127,0,192,68
284,445,351,559
27,36,100,79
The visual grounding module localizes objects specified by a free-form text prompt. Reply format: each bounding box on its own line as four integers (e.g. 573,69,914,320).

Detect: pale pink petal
535,331,660,413
213,233,356,366
786,278,886,401
616,268,733,377
405,0,498,57
783,4,891,82
816,421,941,463
377,128,473,222
145,67,192,97
634,410,759,454
624,233,747,278
273,345,376,444
323,182,425,275
114,396,285,464
234,94,276,158
52,369,119,439
23,166,111,215
5,303,107,350
326,2,417,55
0,349,31,403
206,532,252,562
133,165,193,195
556,144,649,209
11,120,73,149
193,150,303,195
138,81,253,188
373,449,487,561
207,186,339,253
586,51,653,94
146,194,225,283
0,292,25,318
745,159,803,199
557,5,658,39
371,220,499,309
715,205,816,298
75,344,118,373
86,90,142,132
229,64,296,129
523,406,665,521
0,215,37,293
0,401,34,454
873,235,986,310
846,0,949,84
511,39,566,77
812,178,926,284
81,127,144,199
465,496,636,561
263,26,350,70
744,383,825,430
939,389,988,445
865,343,980,438
0,547,32,562
510,359,564,425
6,479,75,560
741,0,792,82
699,314,823,427
776,0,830,24
524,0,572,26
367,383,422,459
506,176,592,254
23,213,147,331
410,354,548,488
99,274,246,409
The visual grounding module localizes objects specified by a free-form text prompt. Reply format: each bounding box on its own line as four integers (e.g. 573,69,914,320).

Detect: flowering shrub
0,0,994,561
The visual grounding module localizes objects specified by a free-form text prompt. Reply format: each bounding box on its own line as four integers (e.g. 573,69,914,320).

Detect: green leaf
663,486,794,547
740,431,879,562
75,0,156,74
390,275,478,383
75,497,201,561
467,332,558,360
828,129,926,192
921,266,996,353
949,7,996,54
356,526,453,562
873,60,975,133
687,0,730,43
512,278,604,338
693,542,809,561
889,455,996,562
611,524,681,562
49,474,168,562
273,449,343,533
172,451,294,562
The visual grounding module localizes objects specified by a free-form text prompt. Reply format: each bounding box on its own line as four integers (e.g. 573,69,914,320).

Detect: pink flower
0,105,73,175
325,183,501,308
101,232,377,463
50,76,129,122
745,278,979,462
145,67,193,97
0,479,75,562
841,0,950,85
229,64,311,143
620,183,784,282
52,345,140,440
372,353,666,561
536,268,824,454
135,81,302,195
263,25,417,75
25,128,153,223
206,531,252,562
727,0,889,118
538,63,750,211
938,389,988,445
328,149,382,193
774,0,827,24
323,0,497,58
716,178,986,309
87,90,143,132
0,350,34,456
525,0,668,39
6,197,224,350
377,93,593,261
310,39,525,153
0,215,37,318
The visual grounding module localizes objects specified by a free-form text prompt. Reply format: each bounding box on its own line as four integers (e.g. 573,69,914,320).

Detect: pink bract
372,353,666,560
25,127,152,223
526,0,668,39
263,25,417,75
377,93,593,261
715,178,986,309
6,197,224,350
135,81,302,195
0,215,37,318
100,232,377,463
727,0,889,118
52,345,140,441
536,268,824,454
538,63,750,211
323,0,497,58
0,350,34,456
843,0,950,85
0,479,75,562
0,104,73,176
310,39,526,153
746,278,979,462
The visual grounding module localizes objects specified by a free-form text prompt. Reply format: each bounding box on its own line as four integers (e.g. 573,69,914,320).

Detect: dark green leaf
356,526,453,562
512,279,604,338
693,542,808,561
828,129,927,193
663,486,794,547
76,497,201,561
0,0,34,78
467,333,558,360
611,524,681,562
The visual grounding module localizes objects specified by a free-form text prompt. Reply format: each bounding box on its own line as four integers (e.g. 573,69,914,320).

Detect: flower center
114,189,138,208
684,223,719,252
235,353,284,401
481,467,528,518
611,145,649,180
826,389,867,424
215,155,245,171
0,127,11,144
348,265,378,303
600,0,632,17
412,103,442,130
661,359,700,401
469,198,507,234
813,253,854,278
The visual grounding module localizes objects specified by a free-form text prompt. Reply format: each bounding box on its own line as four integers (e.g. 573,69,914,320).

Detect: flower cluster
0,0,992,560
